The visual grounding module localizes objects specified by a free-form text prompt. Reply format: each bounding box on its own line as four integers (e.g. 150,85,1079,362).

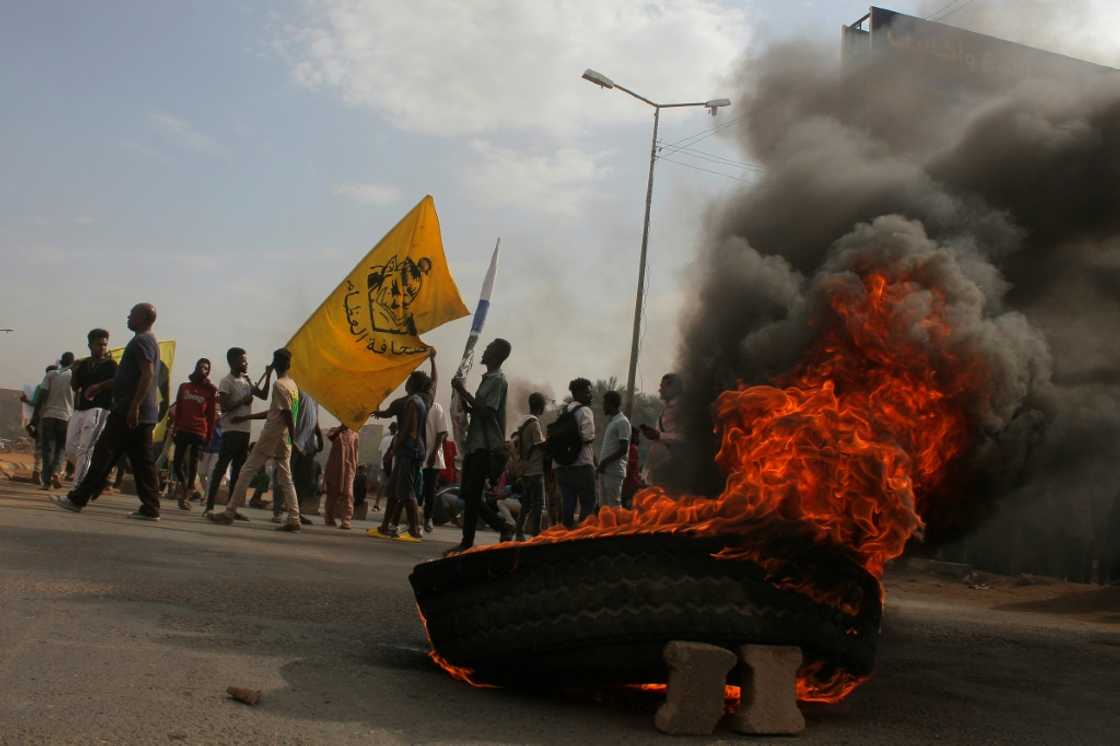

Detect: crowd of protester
24,302,683,553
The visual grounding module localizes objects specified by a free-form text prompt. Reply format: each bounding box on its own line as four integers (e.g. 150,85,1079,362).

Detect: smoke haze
670,5,1120,575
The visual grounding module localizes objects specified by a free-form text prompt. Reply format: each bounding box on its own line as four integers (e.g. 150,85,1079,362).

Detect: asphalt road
1,479,1118,745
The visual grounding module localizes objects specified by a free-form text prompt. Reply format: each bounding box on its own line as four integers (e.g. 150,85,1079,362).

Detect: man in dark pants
446,339,515,555
53,303,163,520
34,351,75,490
204,347,270,517
556,377,597,528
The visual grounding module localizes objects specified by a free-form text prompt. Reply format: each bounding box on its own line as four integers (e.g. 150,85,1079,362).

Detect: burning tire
411,533,881,690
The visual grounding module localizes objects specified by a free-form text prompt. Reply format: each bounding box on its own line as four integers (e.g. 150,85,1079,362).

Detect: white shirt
40,368,74,422
424,401,449,471
598,412,632,479
218,373,253,434
565,401,596,467
377,431,395,466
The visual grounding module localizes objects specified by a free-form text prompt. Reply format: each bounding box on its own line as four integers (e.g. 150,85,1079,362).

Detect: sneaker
51,475,63,489
324,518,337,527
515,534,526,542
208,511,235,526
202,509,212,519
367,527,398,540
424,519,434,534
248,498,266,509
300,516,314,526
271,515,283,524
52,495,83,513
128,511,160,522
177,499,191,511
396,531,423,543
234,512,250,522
339,521,352,530
276,521,301,533
40,483,51,491
499,527,515,542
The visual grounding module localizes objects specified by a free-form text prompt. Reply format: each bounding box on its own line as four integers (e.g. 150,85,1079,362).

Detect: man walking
289,391,323,521
420,397,449,533
446,339,515,554
67,330,117,486
21,365,57,483
371,349,437,542
374,422,397,512
597,390,631,511
322,425,359,529
35,352,75,490
209,348,301,531
170,358,218,511
513,391,548,540
555,378,597,528
54,303,163,520
204,347,270,517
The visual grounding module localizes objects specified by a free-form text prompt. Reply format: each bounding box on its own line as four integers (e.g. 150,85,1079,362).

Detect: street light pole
625,105,659,419
581,69,730,417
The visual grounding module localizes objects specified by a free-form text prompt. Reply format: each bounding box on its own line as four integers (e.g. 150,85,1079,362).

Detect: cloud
120,140,172,163
332,181,402,205
463,140,609,215
148,112,225,155
278,0,751,137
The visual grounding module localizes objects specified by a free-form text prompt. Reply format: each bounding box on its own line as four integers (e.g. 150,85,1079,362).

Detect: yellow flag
287,195,469,429
110,338,177,440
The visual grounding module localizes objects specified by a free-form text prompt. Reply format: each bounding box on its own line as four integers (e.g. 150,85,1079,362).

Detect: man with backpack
550,378,597,528
512,392,548,540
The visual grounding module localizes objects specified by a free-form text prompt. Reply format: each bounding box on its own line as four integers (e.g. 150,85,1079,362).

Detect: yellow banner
110,339,177,440
287,195,469,430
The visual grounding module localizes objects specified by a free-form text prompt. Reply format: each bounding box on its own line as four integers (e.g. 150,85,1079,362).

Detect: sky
2,0,945,420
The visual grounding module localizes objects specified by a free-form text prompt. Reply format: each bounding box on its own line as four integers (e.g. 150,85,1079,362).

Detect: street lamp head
582,68,614,89
705,97,731,115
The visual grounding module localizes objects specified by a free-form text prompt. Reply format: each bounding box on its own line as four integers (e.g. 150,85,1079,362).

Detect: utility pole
581,68,730,416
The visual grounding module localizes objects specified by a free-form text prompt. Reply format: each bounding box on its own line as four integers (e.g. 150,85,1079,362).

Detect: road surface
1,478,1117,744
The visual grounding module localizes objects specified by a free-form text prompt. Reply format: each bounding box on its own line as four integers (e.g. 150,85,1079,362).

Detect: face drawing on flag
366,255,433,336
342,253,434,355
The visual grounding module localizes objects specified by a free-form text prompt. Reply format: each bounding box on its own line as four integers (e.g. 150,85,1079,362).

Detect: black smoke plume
669,21,1120,576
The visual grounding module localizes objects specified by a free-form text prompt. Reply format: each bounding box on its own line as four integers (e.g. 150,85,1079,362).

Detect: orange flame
448,272,977,702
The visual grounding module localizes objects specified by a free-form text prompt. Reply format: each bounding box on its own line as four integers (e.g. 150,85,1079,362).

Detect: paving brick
728,644,805,735
653,641,736,736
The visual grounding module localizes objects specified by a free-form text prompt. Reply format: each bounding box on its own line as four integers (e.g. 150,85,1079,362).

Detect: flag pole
450,238,501,458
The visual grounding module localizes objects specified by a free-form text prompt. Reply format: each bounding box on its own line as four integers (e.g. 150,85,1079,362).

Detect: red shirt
439,440,459,485
623,442,643,489
173,381,217,439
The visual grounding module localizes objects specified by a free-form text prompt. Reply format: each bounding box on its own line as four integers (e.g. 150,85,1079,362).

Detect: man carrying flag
286,195,469,434
446,338,515,555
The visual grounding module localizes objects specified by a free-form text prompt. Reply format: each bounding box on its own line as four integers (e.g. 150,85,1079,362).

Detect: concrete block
653,641,736,736
728,644,805,736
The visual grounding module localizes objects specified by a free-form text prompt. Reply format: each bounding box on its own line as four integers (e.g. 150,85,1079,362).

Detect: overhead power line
656,154,754,184
660,143,766,173
658,114,743,153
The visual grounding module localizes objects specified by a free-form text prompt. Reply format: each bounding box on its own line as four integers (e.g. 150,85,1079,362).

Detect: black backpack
546,405,586,467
